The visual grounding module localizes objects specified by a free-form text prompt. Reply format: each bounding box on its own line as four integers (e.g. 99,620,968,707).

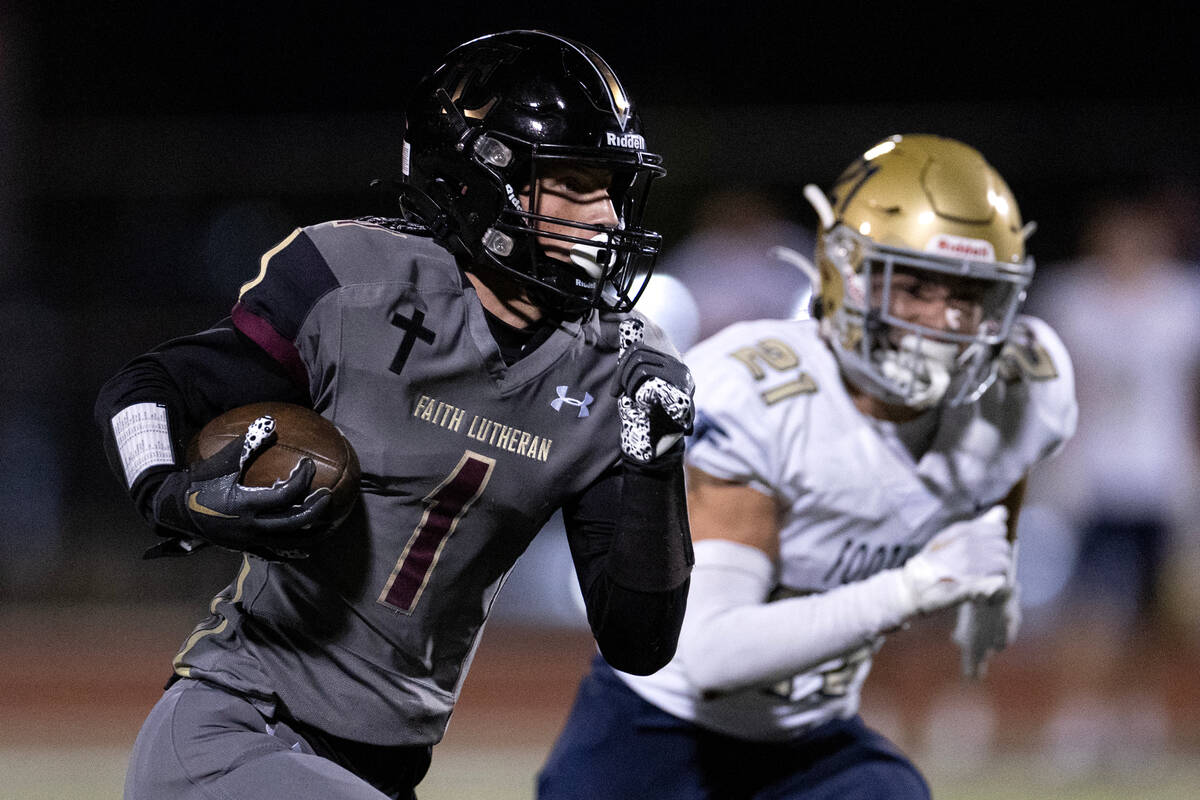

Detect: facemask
875,334,957,410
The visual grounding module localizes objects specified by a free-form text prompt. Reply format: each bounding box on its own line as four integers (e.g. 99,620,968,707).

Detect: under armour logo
550,385,594,418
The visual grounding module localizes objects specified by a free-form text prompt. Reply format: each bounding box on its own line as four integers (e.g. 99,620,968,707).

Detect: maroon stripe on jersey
383,454,494,613
232,302,307,387
233,228,337,387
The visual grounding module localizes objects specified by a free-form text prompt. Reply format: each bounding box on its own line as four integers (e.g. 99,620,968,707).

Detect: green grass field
3,745,1200,800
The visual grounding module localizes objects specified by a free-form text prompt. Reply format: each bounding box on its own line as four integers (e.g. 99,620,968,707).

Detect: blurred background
3,1,1200,797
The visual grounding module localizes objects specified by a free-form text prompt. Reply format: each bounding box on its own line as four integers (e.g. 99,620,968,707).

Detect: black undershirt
482,308,557,365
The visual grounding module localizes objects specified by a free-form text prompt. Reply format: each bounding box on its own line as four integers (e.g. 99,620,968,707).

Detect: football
188,402,361,523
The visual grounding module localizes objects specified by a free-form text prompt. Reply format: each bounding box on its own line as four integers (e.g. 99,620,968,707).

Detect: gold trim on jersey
331,219,410,238
238,228,302,300
999,338,1058,381
173,555,254,678
761,376,819,405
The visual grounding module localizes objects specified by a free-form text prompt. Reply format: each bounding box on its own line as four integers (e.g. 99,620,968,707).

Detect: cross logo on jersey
389,309,437,375
550,385,594,418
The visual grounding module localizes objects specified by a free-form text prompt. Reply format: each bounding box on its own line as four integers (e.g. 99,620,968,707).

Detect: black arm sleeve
94,317,309,524
563,441,694,675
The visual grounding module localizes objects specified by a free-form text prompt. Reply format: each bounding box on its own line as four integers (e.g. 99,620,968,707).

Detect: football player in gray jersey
96,31,694,800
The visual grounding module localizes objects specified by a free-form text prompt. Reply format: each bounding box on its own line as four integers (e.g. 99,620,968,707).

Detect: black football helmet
399,30,667,316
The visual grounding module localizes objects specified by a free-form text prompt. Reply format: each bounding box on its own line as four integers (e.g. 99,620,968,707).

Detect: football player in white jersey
539,134,1077,799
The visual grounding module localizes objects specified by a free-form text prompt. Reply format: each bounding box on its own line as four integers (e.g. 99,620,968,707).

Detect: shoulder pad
236,228,339,338
630,310,681,358
996,315,1078,446
998,317,1065,382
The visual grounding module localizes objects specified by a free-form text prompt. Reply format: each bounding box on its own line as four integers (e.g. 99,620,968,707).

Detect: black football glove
612,318,695,464
144,415,332,560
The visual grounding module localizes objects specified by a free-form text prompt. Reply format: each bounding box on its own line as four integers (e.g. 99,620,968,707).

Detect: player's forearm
95,352,195,514
565,443,694,673
601,445,694,671
676,539,911,694
95,321,307,513
605,441,694,592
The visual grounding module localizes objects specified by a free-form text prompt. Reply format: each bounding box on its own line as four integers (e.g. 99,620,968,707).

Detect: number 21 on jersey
729,338,818,405
378,451,495,614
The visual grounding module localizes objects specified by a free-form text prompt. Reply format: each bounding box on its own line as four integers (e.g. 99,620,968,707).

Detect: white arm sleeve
675,539,915,695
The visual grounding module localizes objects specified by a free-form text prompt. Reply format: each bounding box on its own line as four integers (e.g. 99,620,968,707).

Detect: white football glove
899,506,1013,616
613,318,694,463
953,542,1021,679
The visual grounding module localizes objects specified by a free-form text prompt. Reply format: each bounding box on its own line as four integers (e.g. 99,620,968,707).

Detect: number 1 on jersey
378,451,495,614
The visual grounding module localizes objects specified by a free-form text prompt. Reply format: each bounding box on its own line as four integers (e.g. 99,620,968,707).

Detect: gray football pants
125,679,400,800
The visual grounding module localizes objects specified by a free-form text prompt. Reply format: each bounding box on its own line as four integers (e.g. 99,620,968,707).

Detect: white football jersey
619,316,1076,740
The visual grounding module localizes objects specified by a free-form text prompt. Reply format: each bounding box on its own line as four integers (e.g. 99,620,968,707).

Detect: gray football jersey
174,219,672,745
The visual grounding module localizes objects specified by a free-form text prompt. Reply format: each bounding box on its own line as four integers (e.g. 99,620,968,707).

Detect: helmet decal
925,233,996,261
549,35,633,130
830,159,880,220
445,41,522,120
578,47,632,130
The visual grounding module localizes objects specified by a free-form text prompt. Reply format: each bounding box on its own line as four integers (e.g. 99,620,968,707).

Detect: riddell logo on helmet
926,234,995,261
606,132,646,150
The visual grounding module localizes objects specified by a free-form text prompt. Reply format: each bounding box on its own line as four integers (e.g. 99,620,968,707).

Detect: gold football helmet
806,134,1035,408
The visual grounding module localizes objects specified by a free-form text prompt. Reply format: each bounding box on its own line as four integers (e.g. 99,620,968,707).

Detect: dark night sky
28,2,1200,116
4,1,1194,319
20,2,1200,269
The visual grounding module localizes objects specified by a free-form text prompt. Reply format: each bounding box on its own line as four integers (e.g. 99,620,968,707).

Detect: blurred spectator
1031,186,1200,630
1025,184,1200,774
655,187,814,341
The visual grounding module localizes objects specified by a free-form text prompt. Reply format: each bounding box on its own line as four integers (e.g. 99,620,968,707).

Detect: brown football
188,402,361,522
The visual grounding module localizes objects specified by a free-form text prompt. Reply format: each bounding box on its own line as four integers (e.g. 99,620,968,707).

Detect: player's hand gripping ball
182,403,361,558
